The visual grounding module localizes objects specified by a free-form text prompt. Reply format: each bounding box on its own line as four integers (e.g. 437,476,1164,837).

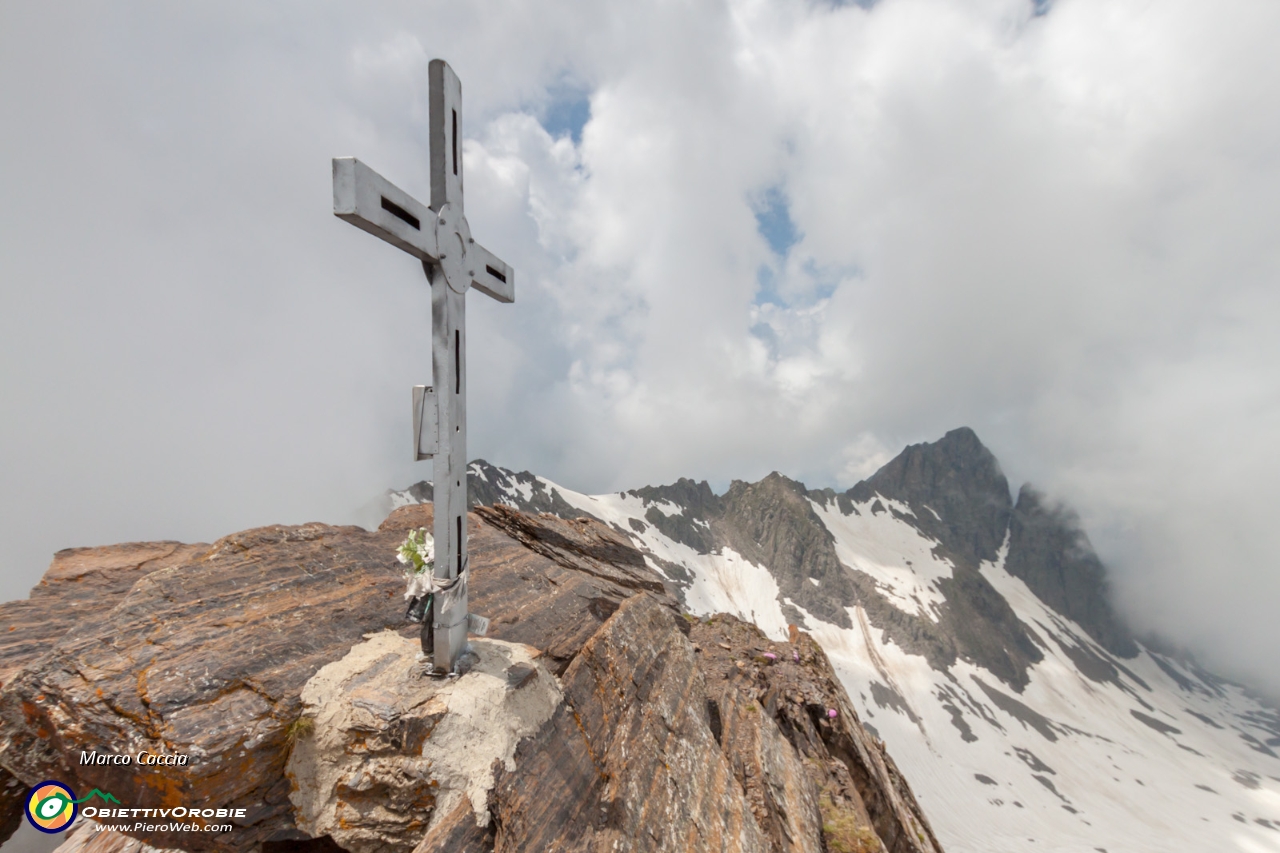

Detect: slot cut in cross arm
333,157,439,262
468,241,515,303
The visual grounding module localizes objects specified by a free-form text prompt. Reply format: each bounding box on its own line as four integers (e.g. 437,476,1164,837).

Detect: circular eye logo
25,781,77,833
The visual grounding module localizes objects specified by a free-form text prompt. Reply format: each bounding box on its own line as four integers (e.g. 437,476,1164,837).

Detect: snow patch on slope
680,547,789,641
786,501,1280,852
552,482,790,641
810,496,952,622
389,491,416,510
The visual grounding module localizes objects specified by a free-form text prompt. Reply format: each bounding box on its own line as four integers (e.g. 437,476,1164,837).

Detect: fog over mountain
2,0,1279,701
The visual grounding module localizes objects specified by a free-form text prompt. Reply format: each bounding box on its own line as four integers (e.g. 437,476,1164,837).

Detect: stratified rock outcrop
0,540,212,847
489,595,771,852
688,618,938,853
0,541,210,691
487,595,941,853
1,502,941,853
718,473,857,630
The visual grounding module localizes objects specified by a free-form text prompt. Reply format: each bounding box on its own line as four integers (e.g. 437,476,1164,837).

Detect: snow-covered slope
391,438,1280,853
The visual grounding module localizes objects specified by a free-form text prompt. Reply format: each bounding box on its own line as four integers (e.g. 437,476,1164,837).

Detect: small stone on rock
453,649,481,676
506,662,538,689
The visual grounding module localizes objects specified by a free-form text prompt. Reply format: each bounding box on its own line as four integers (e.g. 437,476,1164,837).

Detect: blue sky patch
541,86,591,145
755,264,784,307
755,258,852,310
754,186,799,258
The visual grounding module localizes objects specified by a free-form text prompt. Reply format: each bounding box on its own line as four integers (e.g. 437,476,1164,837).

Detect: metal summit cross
331,59,513,673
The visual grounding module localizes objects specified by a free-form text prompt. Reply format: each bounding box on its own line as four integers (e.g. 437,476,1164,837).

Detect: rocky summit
0,502,939,853
393,429,1280,853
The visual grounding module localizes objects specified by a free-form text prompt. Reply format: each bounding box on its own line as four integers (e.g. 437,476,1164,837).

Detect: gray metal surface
332,157,439,261
332,58,514,673
412,385,438,460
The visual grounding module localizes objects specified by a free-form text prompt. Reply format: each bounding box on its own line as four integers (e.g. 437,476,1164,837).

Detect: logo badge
25,781,78,833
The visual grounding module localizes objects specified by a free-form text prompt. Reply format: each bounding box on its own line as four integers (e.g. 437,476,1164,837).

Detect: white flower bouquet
396,528,438,601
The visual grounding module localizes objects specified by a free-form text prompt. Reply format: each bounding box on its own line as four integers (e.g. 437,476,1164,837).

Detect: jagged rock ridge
0,502,940,853
387,430,1280,853
411,429,1126,690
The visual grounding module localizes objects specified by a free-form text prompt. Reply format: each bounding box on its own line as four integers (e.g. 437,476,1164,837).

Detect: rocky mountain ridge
400,428,1132,693
0,501,939,853
391,428,1280,853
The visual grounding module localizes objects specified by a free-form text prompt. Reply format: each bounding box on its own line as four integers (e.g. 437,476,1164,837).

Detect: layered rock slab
0,505,667,852
489,595,769,853
689,617,942,853
488,591,768,850
0,522,403,852
0,541,210,691
485,598,941,853
1,501,942,853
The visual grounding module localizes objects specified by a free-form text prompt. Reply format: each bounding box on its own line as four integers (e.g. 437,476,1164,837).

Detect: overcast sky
2,0,1277,694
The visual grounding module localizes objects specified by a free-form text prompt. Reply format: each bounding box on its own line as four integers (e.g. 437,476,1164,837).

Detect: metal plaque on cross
331,59,513,673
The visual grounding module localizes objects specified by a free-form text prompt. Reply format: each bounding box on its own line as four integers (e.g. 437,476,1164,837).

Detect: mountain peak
851,427,1012,566
627,477,720,516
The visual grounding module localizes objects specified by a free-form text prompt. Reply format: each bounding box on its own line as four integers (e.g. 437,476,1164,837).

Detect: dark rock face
0,505,940,853
493,596,770,852
490,598,941,853
444,430,1131,694
829,431,1045,690
1005,485,1138,658
401,461,585,518
690,617,941,853
627,478,721,554
850,427,1012,567
464,505,679,673
939,571,1044,689
716,474,857,630
835,429,1133,678
841,567,1043,692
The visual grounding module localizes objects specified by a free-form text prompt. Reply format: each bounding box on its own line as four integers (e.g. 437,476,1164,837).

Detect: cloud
1,0,1278,692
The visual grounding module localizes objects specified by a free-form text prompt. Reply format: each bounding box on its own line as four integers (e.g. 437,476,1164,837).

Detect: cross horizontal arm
468,242,514,303
333,157,439,261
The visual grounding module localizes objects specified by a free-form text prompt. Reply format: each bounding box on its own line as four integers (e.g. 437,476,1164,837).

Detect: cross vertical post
332,58,515,673
428,260,469,670
426,59,468,673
